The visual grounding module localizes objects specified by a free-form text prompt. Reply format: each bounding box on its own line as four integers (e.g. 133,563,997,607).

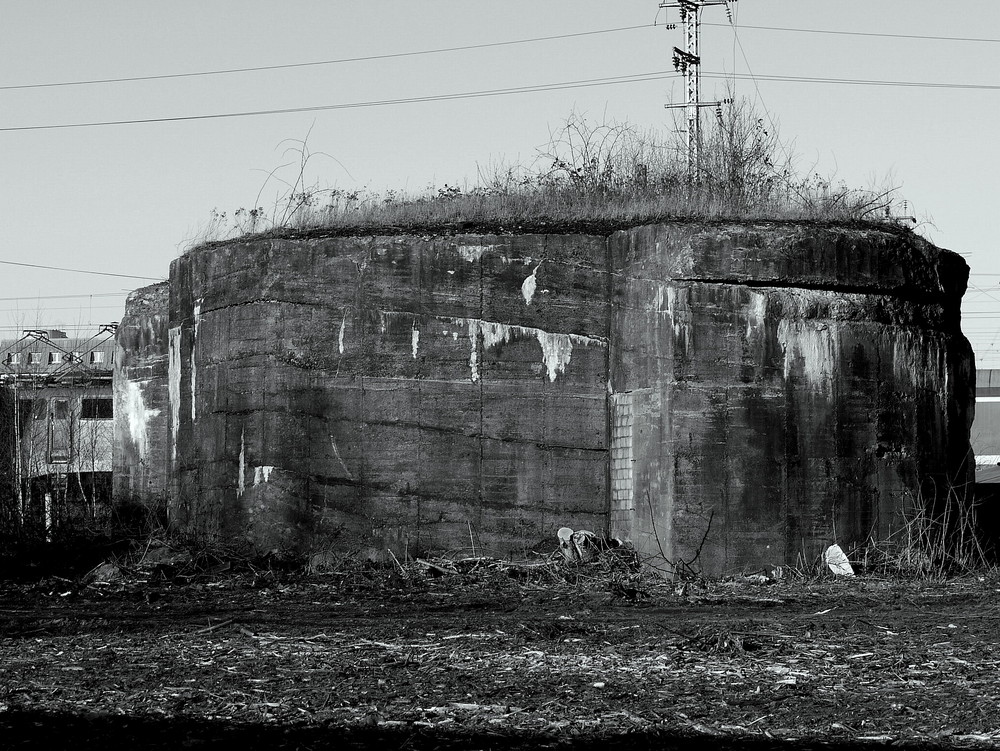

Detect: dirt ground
3,552,1000,750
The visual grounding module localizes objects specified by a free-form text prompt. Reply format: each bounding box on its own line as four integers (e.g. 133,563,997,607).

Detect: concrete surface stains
124,380,160,460
521,264,540,305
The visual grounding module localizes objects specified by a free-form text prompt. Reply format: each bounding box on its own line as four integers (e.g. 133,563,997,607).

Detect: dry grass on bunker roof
191,104,908,247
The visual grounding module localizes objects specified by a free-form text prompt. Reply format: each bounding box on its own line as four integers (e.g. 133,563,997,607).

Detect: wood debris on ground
2,542,1000,748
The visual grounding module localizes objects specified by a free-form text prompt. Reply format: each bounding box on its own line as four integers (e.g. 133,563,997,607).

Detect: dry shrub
189,97,906,248
853,485,988,579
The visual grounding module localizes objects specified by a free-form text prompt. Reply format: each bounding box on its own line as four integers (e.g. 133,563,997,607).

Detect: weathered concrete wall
167,235,610,555
609,224,974,575
113,282,171,516
117,222,973,570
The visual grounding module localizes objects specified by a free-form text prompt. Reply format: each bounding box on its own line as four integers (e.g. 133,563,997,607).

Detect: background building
0,327,116,540
973,369,1000,545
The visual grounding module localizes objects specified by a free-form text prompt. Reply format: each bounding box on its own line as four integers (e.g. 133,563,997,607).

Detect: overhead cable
6,22,995,95
0,292,127,302
703,22,1000,45
6,68,1000,133
702,71,1000,90
0,25,649,91
0,258,162,281
0,71,680,132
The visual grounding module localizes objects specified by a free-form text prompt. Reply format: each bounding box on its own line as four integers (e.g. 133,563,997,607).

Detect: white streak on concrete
468,319,480,382
521,264,540,305
457,244,493,262
339,314,346,354
778,320,838,388
191,300,202,422
330,437,353,479
125,380,161,459
480,321,512,350
237,428,246,498
254,465,274,485
746,290,768,340
459,317,604,383
168,326,181,463
411,325,420,359
536,330,573,382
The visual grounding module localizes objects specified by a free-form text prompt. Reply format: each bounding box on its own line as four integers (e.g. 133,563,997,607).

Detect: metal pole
661,0,736,183
684,2,700,183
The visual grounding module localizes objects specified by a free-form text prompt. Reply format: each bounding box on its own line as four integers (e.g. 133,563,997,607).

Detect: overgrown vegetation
193,97,906,246
849,482,989,580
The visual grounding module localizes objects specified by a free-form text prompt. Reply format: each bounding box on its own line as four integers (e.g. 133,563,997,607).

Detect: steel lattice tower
659,0,736,183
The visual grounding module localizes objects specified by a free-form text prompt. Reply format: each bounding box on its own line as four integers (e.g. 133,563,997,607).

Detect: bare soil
3,557,1000,750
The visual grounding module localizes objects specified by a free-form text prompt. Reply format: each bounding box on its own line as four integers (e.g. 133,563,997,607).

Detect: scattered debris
84,561,121,585
824,544,855,577
4,542,1000,747
556,527,627,564
557,527,598,562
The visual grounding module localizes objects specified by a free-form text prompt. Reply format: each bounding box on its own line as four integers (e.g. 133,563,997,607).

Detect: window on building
5,352,20,365
49,399,71,463
48,352,62,365
27,352,41,365
89,351,104,364
81,398,113,420
31,399,47,419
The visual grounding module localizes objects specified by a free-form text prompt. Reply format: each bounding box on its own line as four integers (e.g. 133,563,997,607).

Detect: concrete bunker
115,222,974,575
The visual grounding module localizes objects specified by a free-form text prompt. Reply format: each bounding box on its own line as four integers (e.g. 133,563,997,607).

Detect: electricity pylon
659,0,736,183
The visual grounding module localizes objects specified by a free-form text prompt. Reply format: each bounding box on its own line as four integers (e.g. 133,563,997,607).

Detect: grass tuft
188,98,913,248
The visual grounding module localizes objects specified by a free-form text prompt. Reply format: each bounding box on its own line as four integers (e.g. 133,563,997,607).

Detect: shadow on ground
0,709,940,751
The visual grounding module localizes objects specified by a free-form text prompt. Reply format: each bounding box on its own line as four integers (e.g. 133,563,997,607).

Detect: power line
702,71,1000,91
7,21,993,96
0,71,681,132
0,258,162,281
3,20,993,97
0,25,650,92
726,15,798,171
703,22,1000,45
0,292,127,302
6,67,999,134
0,324,115,330
0,305,123,314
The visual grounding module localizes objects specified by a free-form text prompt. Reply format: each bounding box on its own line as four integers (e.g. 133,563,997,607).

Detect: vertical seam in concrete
359,248,367,513
541,234,549,535
415,242,423,554
477,237,485,521
604,234,614,538
305,303,315,532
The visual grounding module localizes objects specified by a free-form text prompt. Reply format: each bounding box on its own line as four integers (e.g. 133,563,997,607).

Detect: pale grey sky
1,1,998,363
